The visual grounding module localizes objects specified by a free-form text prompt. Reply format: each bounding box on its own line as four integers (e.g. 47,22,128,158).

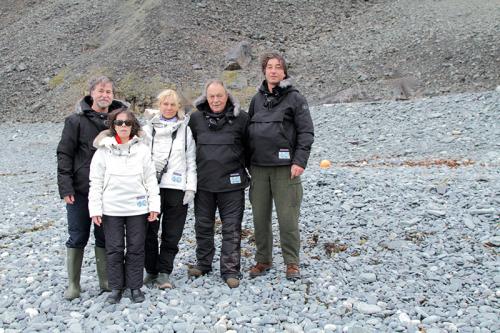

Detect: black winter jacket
248,79,314,168
57,96,128,198
188,93,250,193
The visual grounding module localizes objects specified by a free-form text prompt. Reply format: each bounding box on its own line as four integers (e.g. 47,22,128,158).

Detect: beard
95,99,111,109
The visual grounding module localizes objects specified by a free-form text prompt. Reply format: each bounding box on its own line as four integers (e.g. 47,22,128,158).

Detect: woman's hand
92,216,102,226
148,211,159,222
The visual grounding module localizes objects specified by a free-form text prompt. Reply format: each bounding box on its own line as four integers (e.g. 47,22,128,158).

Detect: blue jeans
65,193,105,248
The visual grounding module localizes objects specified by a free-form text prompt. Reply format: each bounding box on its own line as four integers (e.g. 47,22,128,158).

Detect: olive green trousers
249,165,303,265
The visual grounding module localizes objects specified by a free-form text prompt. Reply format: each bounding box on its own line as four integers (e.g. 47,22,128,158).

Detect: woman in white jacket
142,89,197,289
89,109,160,304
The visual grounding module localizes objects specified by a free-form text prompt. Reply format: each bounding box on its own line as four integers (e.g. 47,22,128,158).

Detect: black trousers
66,192,105,248
144,189,188,274
194,189,244,279
103,214,147,290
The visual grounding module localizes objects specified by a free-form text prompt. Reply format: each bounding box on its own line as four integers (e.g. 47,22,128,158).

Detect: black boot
131,289,145,303
106,289,122,304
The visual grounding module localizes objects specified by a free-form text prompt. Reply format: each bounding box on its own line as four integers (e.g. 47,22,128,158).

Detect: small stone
283,323,303,333
422,315,441,324
324,324,337,333
360,273,377,283
469,208,496,215
427,209,446,217
463,218,475,230
17,63,27,71
172,322,188,331
441,137,455,143
349,326,375,333
68,323,84,333
25,308,39,318
426,329,444,333
356,302,382,314
436,183,447,195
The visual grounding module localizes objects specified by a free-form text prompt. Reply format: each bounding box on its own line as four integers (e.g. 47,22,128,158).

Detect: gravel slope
0,91,498,332
0,0,498,122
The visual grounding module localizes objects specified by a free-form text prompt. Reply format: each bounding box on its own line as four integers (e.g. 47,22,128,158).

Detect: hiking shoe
131,289,145,303
143,273,158,285
249,262,272,278
285,264,301,280
225,277,240,288
156,273,173,289
106,289,122,304
187,266,209,278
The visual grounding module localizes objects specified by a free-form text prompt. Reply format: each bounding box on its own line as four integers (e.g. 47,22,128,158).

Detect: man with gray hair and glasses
57,76,128,300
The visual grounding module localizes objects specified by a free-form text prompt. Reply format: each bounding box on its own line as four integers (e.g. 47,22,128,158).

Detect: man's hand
92,216,102,226
64,195,75,204
148,211,159,222
290,164,304,179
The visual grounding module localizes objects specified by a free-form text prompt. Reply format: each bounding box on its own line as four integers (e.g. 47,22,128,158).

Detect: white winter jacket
88,130,161,217
142,112,197,192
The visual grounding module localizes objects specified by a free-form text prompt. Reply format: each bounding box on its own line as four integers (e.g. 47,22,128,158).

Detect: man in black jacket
188,80,249,288
57,76,128,300
248,53,314,280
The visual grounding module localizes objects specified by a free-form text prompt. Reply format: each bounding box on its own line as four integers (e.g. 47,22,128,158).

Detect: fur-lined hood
75,96,130,115
93,129,145,149
192,91,241,117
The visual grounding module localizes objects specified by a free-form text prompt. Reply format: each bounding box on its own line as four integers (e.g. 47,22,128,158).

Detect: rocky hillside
0,0,498,122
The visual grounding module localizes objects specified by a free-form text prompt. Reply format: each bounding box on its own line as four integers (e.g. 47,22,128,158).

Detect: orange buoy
320,159,331,169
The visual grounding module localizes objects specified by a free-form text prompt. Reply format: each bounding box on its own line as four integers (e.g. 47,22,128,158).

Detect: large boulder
224,41,252,70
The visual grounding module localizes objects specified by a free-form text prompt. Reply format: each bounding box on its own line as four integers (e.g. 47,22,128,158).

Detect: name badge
172,172,183,183
136,196,147,208
278,149,290,160
230,173,241,184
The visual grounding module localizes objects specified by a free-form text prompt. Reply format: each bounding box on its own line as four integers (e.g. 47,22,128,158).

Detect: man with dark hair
57,76,128,300
187,79,250,288
248,52,314,280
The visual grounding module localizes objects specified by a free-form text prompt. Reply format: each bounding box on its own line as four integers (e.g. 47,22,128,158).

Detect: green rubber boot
95,246,110,293
64,248,84,300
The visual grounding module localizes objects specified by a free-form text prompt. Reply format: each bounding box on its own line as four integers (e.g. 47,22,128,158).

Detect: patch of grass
118,73,173,112
49,68,68,89
221,70,238,84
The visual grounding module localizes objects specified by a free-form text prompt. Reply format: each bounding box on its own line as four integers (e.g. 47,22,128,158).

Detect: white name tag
230,173,241,184
136,196,147,208
171,172,183,183
279,149,290,160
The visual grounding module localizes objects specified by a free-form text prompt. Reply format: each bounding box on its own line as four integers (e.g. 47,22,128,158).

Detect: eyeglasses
113,120,133,127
